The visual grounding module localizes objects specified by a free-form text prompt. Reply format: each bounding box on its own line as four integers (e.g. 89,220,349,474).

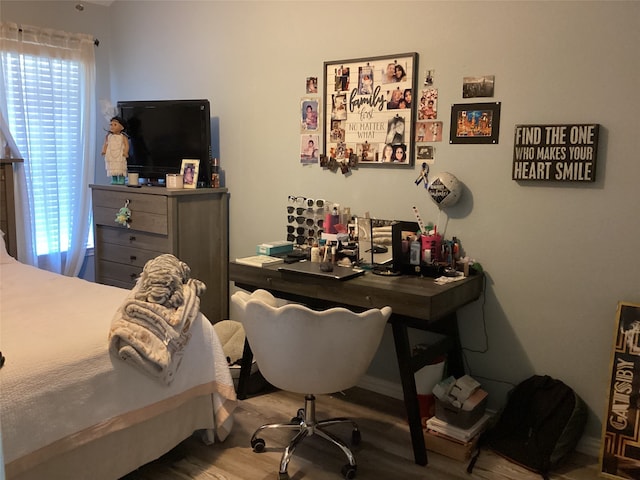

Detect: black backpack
467,375,587,479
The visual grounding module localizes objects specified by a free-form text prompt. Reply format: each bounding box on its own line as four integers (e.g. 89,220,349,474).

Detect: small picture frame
449,102,501,144
180,159,199,188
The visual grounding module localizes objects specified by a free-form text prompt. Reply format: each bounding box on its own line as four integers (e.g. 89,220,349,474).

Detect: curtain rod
17,27,99,47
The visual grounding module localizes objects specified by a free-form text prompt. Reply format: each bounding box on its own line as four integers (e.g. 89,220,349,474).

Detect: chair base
250,394,360,480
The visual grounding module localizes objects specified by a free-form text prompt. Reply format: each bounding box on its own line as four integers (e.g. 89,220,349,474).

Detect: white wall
3,0,640,454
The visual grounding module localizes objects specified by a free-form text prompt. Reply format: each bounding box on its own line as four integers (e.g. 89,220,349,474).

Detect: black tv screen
118,99,212,186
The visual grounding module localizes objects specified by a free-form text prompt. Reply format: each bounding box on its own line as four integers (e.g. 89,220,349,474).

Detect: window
1,22,96,275
3,52,91,254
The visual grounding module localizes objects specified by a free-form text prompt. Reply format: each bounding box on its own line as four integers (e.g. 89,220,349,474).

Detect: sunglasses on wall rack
288,215,306,225
288,195,307,205
288,196,326,209
306,198,325,208
287,225,306,235
305,217,324,228
287,206,306,215
286,233,311,245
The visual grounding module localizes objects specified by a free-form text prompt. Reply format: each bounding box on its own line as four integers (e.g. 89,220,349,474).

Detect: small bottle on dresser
211,157,220,188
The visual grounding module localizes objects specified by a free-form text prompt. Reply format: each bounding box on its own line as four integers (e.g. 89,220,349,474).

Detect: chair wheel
251,437,266,452
278,472,290,480
291,407,305,423
341,464,357,479
352,429,361,445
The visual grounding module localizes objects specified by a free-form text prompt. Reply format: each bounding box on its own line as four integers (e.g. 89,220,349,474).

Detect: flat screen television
118,99,212,186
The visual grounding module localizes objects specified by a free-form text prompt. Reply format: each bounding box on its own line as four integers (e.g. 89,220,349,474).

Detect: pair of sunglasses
287,225,308,235
287,206,308,215
306,198,325,208
286,233,311,245
288,195,307,205
288,195,326,209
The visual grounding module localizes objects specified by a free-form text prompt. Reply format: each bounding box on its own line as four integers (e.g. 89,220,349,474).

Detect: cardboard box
256,241,294,256
424,429,478,462
435,389,488,429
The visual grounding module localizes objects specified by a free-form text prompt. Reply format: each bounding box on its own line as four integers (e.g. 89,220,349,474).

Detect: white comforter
0,259,235,473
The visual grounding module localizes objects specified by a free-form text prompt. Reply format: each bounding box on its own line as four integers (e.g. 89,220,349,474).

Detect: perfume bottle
211,157,220,188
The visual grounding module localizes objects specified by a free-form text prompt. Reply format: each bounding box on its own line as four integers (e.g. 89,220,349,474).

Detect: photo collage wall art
322,52,418,172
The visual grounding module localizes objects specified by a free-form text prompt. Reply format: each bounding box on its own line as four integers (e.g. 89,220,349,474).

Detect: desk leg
237,338,253,400
430,313,465,378
391,321,428,466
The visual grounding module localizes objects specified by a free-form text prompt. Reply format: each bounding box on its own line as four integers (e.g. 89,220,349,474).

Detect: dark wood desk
230,261,483,466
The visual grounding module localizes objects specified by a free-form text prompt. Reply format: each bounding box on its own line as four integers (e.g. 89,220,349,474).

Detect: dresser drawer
97,259,141,289
92,189,167,213
96,242,166,268
96,225,170,251
92,190,168,234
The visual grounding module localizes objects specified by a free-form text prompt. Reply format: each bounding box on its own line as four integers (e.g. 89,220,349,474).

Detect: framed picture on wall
180,159,199,189
449,102,501,144
323,52,418,167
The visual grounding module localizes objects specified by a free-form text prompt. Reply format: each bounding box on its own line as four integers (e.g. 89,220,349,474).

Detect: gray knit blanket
108,254,206,385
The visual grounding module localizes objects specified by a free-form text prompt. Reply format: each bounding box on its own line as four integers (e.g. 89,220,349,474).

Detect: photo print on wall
301,98,319,132
462,75,495,98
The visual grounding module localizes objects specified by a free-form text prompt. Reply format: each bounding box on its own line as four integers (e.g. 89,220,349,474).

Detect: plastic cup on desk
421,234,442,262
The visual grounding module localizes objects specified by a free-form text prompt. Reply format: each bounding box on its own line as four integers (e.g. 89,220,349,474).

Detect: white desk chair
231,289,391,480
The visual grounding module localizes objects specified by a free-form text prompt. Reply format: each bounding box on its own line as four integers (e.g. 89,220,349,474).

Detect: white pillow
0,230,16,264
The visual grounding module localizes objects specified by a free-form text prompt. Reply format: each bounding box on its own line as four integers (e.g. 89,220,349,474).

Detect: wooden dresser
0,158,22,258
90,184,229,323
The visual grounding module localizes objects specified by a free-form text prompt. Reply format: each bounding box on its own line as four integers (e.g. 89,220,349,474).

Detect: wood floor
122,386,602,480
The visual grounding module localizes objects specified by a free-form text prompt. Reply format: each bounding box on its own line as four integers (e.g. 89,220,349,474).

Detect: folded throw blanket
109,254,206,385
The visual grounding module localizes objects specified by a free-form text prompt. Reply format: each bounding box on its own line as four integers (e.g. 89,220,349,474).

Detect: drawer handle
129,235,136,242
129,255,137,261
129,273,137,280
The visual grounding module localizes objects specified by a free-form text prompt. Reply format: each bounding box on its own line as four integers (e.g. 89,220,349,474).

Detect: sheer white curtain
0,22,96,276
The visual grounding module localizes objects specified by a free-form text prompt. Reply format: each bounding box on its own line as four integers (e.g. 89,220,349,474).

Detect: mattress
0,258,236,478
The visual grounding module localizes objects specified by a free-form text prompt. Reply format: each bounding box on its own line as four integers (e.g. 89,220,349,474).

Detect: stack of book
423,413,492,461
235,255,284,267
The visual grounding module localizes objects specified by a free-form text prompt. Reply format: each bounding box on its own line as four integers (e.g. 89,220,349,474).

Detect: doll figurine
102,116,129,185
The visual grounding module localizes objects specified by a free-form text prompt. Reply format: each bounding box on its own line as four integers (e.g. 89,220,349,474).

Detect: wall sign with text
512,124,600,182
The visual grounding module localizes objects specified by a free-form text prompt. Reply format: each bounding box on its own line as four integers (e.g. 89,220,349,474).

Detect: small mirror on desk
355,217,394,270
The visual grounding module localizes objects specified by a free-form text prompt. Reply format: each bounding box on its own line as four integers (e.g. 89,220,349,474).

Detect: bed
0,234,236,480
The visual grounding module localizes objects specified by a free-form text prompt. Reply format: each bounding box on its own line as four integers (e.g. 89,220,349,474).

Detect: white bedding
0,258,236,478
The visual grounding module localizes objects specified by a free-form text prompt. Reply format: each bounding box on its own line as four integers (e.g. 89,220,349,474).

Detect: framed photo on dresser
180,159,199,189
